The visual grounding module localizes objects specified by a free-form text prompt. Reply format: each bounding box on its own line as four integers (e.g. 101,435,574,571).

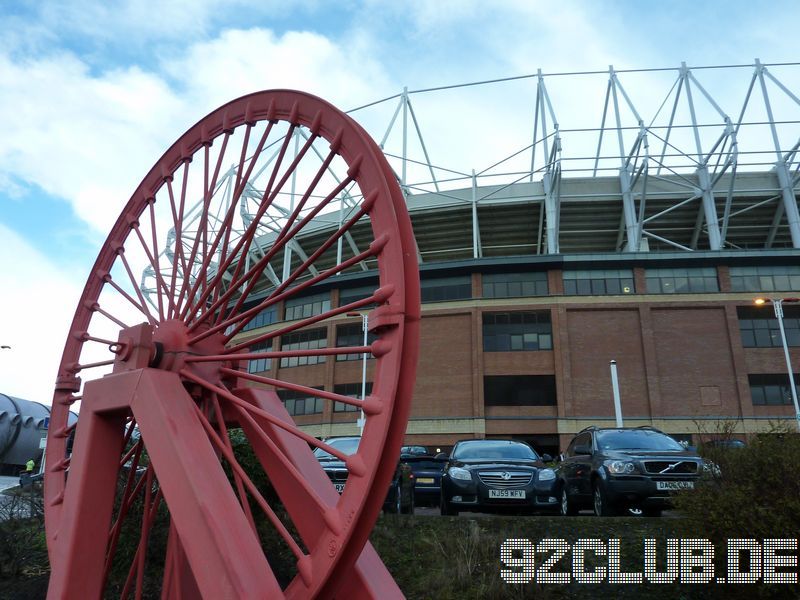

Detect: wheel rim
628,507,643,516
44,90,420,598
560,488,569,515
593,487,602,516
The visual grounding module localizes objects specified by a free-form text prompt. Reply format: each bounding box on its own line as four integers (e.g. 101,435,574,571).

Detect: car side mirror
541,453,553,463
574,444,593,456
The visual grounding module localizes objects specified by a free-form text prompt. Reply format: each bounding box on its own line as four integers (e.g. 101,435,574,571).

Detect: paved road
0,475,20,493
413,506,680,518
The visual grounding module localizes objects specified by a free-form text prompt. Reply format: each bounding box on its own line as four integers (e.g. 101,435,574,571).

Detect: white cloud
0,222,83,404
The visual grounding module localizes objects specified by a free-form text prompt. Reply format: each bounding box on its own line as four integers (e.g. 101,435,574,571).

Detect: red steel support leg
129,369,283,598
46,397,127,598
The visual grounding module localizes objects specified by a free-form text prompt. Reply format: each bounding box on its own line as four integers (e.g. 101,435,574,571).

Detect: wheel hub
113,320,228,386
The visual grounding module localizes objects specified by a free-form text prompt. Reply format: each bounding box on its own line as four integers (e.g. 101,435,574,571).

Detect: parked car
400,447,446,506
556,426,707,517
440,439,559,516
313,436,415,514
702,438,746,450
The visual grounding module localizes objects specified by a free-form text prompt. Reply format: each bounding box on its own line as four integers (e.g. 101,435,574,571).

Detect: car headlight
702,460,721,477
604,460,636,474
448,466,472,481
538,468,556,481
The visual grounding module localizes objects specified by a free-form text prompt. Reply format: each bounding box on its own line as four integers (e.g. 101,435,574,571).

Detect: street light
347,311,369,435
754,297,800,432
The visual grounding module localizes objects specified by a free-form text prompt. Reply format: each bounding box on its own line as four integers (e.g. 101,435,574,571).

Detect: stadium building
214,63,800,456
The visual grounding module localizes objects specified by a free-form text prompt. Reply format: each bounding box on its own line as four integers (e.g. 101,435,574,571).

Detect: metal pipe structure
609,360,624,428
754,297,800,431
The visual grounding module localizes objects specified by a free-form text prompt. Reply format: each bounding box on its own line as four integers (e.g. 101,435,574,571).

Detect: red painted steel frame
45,90,420,599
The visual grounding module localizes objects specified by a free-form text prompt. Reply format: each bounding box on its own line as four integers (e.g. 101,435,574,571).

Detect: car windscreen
314,437,360,459
596,430,684,452
452,440,539,461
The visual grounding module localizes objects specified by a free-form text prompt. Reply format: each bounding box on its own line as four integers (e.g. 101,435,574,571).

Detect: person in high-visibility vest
25,459,35,473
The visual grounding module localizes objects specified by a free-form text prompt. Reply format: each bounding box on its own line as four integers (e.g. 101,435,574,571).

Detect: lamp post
347,311,368,435
754,297,800,431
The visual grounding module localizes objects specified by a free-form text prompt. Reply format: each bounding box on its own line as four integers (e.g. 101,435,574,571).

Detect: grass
2,512,799,599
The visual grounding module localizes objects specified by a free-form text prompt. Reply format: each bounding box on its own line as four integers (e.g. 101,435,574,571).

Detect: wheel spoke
224,284,389,355
193,404,309,565
220,367,373,412
175,132,231,317
183,121,293,325
196,194,377,343
211,130,324,328
184,345,372,364
116,247,164,322
103,275,157,327
207,393,256,531
144,199,167,319
180,369,358,464
192,174,356,336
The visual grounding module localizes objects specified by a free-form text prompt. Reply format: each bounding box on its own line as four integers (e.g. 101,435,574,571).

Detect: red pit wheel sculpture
44,90,420,599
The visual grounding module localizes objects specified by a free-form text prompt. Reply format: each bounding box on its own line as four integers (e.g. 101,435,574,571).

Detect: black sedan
440,439,558,515
314,436,415,514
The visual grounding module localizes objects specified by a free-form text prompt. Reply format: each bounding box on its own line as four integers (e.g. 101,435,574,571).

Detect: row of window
275,383,373,416
247,305,800,375
237,265,800,333
264,373,797,412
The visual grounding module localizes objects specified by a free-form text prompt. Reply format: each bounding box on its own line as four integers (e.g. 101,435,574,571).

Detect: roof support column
543,168,560,254
756,59,800,247
776,161,800,247
697,165,722,250
471,170,482,258
619,166,640,251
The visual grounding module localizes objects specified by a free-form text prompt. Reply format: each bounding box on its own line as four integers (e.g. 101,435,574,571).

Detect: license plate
416,477,435,484
489,489,526,499
656,481,694,491
334,483,345,493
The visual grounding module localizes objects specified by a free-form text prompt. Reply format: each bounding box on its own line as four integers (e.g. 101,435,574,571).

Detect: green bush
673,428,800,598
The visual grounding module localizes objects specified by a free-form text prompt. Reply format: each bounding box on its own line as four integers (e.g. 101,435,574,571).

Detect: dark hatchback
557,427,706,517
400,447,446,506
440,439,558,516
314,436,415,514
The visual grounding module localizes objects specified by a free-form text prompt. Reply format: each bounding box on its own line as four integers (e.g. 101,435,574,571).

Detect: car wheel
384,482,402,514
560,486,577,516
440,492,458,516
593,481,617,517
627,506,644,517
402,488,415,515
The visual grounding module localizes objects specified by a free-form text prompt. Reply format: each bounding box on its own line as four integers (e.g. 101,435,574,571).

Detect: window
335,324,377,361
247,341,272,373
333,382,373,412
482,312,552,351
277,387,324,416
645,267,719,294
748,374,799,406
738,306,800,348
563,269,634,295
420,276,471,303
284,291,331,321
482,272,548,298
241,306,277,332
483,375,557,406
279,328,327,367
729,266,800,292
338,284,376,308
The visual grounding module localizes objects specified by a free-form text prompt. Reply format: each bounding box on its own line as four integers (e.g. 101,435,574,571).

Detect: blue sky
0,0,798,402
